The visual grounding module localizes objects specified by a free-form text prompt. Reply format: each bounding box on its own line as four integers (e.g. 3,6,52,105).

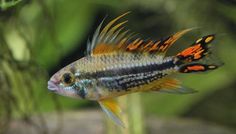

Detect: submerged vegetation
0,0,236,133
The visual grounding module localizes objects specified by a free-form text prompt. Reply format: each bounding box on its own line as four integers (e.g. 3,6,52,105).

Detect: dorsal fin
125,28,193,54
87,12,132,55
152,28,193,53
87,12,193,55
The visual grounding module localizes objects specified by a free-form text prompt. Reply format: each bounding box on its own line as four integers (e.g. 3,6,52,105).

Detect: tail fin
178,63,218,73
174,34,222,73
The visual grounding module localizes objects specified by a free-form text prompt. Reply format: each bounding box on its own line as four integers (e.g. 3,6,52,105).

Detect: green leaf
0,0,21,10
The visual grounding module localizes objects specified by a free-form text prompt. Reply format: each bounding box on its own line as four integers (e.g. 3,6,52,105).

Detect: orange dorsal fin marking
148,41,160,52
147,28,193,53
124,28,192,54
126,38,143,51
92,44,119,54
140,41,155,51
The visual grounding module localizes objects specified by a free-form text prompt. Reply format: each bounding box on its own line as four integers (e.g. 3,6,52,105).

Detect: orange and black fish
47,12,222,127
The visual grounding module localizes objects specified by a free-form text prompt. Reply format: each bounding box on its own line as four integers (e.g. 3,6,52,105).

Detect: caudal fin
174,34,223,73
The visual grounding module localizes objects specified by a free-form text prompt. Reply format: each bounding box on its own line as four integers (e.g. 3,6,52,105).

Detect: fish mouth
47,80,59,92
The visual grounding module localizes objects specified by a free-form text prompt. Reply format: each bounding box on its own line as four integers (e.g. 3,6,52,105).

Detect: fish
47,12,222,127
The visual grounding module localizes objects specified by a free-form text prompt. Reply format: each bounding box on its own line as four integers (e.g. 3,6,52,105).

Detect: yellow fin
99,98,125,127
144,77,197,94
100,12,130,39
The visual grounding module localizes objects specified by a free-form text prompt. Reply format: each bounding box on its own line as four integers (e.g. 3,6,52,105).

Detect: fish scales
77,53,169,75
98,71,168,91
73,52,175,93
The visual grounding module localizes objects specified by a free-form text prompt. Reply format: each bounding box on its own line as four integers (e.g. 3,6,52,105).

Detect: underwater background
0,0,236,133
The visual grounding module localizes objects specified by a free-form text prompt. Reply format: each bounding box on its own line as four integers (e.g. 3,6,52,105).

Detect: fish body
47,12,222,127
63,53,174,100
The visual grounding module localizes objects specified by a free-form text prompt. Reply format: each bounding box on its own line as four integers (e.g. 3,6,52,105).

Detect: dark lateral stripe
98,71,167,91
81,59,175,78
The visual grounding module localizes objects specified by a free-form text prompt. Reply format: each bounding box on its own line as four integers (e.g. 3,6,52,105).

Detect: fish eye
61,72,75,85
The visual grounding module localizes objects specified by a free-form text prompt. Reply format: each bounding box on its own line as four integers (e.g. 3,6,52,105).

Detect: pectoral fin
98,98,125,127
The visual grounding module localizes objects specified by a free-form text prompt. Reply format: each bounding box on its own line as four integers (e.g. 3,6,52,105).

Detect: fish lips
47,80,60,92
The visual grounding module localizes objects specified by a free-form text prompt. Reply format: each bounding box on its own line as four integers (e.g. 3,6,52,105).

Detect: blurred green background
0,0,236,133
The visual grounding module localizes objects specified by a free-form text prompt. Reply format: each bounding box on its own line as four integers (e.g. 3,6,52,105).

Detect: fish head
47,65,88,99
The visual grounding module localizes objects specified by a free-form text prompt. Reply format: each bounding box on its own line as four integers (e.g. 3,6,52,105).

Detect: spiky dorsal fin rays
87,12,193,56
98,98,126,127
99,12,130,41
87,17,105,55
154,28,194,54
87,12,132,55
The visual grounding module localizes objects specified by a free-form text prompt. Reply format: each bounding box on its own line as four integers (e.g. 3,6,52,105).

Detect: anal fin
150,77,197,94
98,98,125,127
